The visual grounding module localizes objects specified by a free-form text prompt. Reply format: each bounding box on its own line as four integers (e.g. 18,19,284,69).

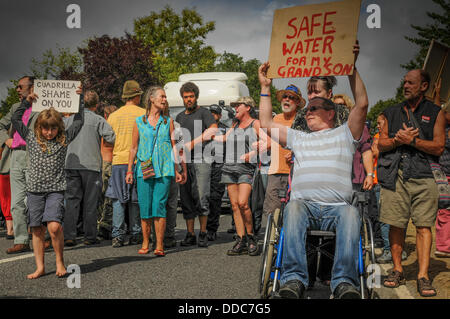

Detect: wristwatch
367,173,375,177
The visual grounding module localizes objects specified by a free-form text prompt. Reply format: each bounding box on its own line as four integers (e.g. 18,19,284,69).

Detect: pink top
11,106,32,149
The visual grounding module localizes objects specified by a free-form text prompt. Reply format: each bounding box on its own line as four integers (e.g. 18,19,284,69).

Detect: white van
164,72,250,126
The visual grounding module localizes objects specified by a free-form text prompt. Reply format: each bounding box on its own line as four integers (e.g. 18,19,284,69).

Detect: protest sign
267,0,361,79
33,79,81,113
423,39,449,105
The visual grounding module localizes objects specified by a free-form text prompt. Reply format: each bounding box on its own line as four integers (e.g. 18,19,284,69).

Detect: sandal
417,277,437,297
138,248,149,254
154,249,165,257
383,270,406,288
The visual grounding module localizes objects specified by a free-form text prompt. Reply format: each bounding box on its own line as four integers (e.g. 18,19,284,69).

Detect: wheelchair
258,189,376,299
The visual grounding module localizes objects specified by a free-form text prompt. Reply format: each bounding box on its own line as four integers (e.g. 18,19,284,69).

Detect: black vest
378,98,441,190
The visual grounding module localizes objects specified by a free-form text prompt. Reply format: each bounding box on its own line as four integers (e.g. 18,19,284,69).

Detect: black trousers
207,163,225,233
64,169,102,241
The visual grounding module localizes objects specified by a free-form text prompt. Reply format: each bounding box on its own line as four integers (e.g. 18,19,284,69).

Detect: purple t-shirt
352,125,371,185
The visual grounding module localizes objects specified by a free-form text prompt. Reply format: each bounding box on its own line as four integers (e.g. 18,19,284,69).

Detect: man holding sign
258,40,369,298
0,76,39,254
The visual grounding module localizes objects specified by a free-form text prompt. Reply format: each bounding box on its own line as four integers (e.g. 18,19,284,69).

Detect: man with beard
378,69,445,297
262,85,305,218
0,76,39,253
175,82,217,248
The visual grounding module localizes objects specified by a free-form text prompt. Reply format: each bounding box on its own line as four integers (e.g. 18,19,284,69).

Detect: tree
402,0,450,70
134,6,217,85
0,83,19,119
214,52,280,113
78,34,157,106
367,97,403,136
30,46,83,80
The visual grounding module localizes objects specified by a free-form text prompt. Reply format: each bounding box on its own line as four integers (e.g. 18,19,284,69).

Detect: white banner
33,79,81,113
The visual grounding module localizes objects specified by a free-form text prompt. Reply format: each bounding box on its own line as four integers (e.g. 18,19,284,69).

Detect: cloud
0,0,444,111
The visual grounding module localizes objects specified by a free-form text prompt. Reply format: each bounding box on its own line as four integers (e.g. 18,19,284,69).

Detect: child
11,87,84,279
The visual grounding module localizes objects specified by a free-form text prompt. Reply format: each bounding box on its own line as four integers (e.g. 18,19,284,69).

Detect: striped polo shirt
286,122,358,205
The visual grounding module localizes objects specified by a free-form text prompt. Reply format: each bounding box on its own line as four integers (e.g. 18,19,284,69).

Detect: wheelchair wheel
361,214,376,299
259,208,280,299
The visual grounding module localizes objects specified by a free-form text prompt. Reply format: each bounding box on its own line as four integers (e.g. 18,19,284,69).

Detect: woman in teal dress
126,86,186,256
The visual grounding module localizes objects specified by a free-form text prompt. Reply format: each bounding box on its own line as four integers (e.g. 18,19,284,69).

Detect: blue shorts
221,171,253,185
27,191,65,227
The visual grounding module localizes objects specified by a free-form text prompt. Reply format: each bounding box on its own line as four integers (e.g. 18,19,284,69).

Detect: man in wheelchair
257,54,369,299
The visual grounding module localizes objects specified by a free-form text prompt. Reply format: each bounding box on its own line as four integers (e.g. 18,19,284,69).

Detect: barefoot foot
56,266,67,278
27,268,45,279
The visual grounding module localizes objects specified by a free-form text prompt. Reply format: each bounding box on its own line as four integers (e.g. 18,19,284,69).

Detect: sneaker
435,250,450,258
206,231,217,241
180,232,197,246
84,238,100,245
376,250,392,264
64,239,77,247
247,234,260,256
163,237,177,248
198,232,208,248
333,282,361,299
278,280,305,299
227,236,248,256
112,237,124,248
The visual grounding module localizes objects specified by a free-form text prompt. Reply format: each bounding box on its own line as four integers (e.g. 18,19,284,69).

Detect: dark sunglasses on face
282,94,299,101
305,105,333,113
16,85,26,90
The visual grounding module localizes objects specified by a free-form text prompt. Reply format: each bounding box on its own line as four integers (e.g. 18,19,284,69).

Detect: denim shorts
27,191,65,227
221,171,253,185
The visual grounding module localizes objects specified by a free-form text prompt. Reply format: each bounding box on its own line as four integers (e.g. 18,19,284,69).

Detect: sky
0,0,443,108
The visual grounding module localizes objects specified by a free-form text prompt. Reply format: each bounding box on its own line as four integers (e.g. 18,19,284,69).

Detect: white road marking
0,253,35,264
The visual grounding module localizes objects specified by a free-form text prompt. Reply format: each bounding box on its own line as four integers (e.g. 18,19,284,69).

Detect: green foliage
367,96,403,136
134,6,217,85
78,34,157,107
366,1,449,135
402,0,450,70
214,52,280,113
0,82,19,119
30,46,83,80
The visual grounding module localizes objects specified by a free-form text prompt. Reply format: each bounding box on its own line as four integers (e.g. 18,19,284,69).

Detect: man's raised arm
347,41,369,140
258,62,288,147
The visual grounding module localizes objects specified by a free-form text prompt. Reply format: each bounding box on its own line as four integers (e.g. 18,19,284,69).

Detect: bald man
378,69,446,297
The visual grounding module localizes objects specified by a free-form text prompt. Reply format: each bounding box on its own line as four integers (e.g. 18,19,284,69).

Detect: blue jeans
280,200,361,293
112,199,141,240
374,184,390,252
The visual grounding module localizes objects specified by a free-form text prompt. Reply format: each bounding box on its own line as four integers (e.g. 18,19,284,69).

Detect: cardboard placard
267,0,361,79
423,39,449,105
33,79,81,113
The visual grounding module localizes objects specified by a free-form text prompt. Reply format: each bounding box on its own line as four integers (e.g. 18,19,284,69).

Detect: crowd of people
0,41,449,299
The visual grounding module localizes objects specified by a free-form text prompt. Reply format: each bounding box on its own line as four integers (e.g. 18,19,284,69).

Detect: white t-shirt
286,123,358,205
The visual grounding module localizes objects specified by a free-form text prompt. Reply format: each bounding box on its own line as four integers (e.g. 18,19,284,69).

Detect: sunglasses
282,94,299,101
16,85,26,90
305,105,334,113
